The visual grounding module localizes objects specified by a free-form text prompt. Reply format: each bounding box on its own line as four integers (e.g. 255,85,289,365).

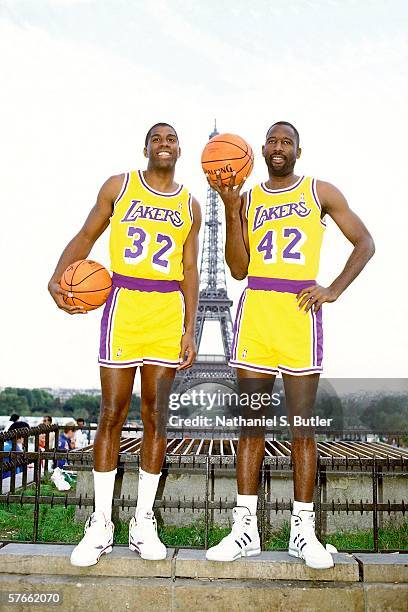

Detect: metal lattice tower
177,121,235,385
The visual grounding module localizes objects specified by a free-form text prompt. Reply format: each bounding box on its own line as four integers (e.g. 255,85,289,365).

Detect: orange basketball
60,260,112,311
201,133,254,186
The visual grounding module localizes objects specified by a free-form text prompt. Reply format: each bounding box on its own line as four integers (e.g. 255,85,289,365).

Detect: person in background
74,418,89,449
39,415,56,450
8,421,29,433
2,421,29,479
2,434,24,479
4,414,20,431
57,423,76,468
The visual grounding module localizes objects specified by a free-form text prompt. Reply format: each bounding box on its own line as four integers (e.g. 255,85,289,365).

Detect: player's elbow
368,236,375,259
364,234,375,261
229,266,247,281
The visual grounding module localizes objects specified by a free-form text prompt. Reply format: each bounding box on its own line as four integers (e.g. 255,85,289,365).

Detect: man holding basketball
49,123,201,566
206,121,374,568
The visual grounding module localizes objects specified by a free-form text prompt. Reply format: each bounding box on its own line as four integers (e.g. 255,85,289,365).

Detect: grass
1,479,407,550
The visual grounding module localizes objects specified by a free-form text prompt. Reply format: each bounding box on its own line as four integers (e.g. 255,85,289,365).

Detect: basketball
60,260,112,311
201,133,254,186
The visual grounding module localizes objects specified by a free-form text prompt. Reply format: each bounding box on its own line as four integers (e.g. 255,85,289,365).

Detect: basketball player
48,123,201,566
206,122,374,568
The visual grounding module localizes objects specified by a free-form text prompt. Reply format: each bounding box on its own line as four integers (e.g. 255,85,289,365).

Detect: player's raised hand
177,331,197,370
206,171,245,210
48,280,87,315
296,284,339,313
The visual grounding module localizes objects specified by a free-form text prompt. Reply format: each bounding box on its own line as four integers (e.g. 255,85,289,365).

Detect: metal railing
1,426,407,552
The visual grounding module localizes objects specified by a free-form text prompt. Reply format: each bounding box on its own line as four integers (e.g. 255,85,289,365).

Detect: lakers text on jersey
99,170,192,368
229,176,324,375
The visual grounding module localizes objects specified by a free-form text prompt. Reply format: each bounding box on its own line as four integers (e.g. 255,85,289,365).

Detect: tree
360,394,408,434
0,390,29,416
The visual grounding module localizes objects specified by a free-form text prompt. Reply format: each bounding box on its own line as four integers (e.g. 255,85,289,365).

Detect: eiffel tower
176,121,236,386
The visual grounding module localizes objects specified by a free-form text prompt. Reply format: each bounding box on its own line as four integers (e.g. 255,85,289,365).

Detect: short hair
266,121,300,147
144,123,178,147
76,418,84,424
10,414,20,422
43,415,52,423
64,423,75,434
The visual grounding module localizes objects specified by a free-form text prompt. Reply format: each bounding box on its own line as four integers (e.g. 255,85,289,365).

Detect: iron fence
1,425,407,552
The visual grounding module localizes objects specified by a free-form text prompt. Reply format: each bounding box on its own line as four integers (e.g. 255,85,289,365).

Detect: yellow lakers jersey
109,170,193,280
246,176,325,280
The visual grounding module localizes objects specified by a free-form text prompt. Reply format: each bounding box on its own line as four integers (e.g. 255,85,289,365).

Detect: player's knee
99,402,128,430
141,406,166,436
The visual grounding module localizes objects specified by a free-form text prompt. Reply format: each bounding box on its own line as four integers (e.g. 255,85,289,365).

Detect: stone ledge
175,549,359,582
172,579,365,612
1,571,407,612
0,574,171,612
354,553,408,583
363,583,408,612
0,544,174,578
1,544,407,586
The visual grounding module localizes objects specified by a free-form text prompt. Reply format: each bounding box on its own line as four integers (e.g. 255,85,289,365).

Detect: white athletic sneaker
206,506,261,562
288,510,334,569
129,509,167,560
70,511,114,567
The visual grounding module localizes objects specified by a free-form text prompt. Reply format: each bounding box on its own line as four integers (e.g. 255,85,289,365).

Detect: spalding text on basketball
206,164,234,176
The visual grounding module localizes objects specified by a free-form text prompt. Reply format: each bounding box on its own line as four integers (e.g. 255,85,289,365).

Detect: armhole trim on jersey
187,193,194,225
311,178,327,227
245,189,252,219
113,172,130,208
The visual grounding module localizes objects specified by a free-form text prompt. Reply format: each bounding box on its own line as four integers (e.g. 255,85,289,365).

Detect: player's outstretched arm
48,174,123,314
178,197,202,370
297,180,375,313
207,171,249,280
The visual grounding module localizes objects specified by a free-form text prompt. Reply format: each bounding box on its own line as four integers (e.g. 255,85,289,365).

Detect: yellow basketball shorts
229,277,323,376
98,273,185,368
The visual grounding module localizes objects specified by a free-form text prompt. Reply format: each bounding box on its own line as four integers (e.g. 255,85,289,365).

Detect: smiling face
262,124,301,177
144,124,180,169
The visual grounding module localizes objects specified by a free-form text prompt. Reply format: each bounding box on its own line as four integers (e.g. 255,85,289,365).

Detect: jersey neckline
137,170,184,197
260,175,305,194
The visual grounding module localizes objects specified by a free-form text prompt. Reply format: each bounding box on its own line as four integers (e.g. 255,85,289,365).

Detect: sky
0,0,407,389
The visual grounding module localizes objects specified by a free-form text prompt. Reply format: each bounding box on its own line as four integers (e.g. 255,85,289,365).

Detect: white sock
93,468,117,521
293,500,314,515
237,493,258,516
135,468,161,515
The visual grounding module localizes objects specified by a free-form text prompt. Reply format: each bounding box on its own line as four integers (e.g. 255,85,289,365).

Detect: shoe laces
231,508,253,535
137,511,158,534
83,513,109,541
302,511,316,531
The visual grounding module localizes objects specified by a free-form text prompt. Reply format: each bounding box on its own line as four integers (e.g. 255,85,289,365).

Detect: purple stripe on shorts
112,272,180,292
99,358,142,367
229,360,279,374
279,365,323,375
248,277,315,293
106,287,120,360
143,358,180,366
311,308,317,366
231,289,247,360
315,307,323,366
99,287,116,360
